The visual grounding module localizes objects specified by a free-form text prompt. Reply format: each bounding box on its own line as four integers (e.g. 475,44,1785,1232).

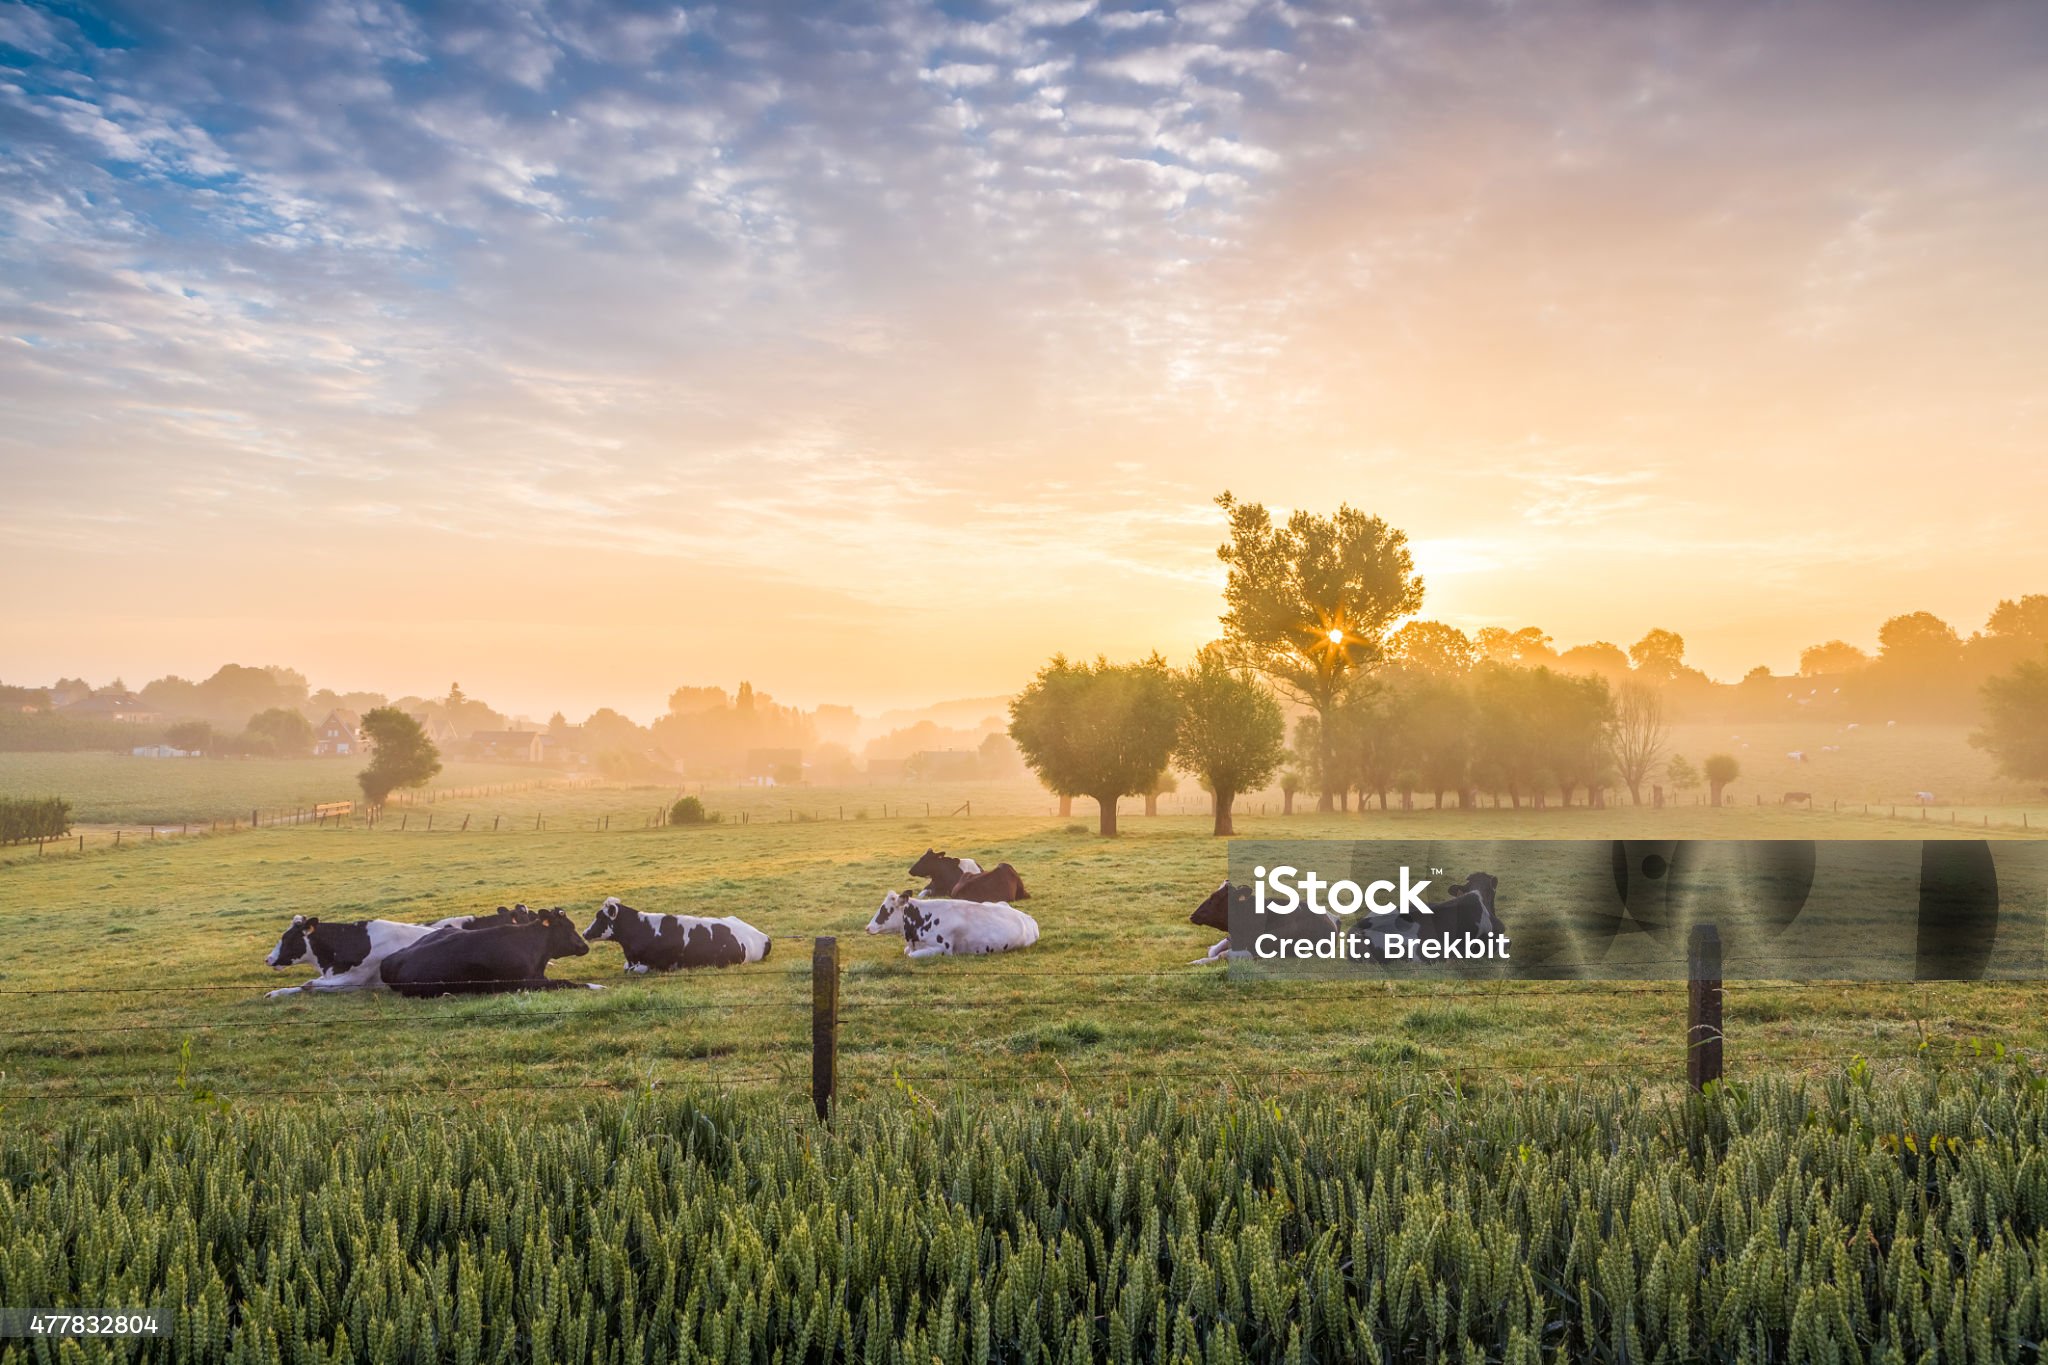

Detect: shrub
668,795,717,825
0,795,70,844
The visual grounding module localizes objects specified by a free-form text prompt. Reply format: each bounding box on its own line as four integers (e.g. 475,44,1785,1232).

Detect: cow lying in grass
378,907,599,997
909,849,981,896
263,905,535,998
949,862,1031,902
895,896,1039,959
1187,874,1502,965
580,897,771,971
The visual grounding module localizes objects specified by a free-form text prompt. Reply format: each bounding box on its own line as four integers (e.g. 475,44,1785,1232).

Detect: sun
1327,627,1345,644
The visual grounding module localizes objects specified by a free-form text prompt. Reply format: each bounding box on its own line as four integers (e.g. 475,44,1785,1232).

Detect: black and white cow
263,906,531,998
1374,872,1505,956
378,907,599,997
1189,881,1239,964
580,897,771,972
895,896,1039,958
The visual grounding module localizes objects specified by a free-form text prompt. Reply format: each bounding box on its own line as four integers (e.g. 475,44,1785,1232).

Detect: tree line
1007,495,2048,832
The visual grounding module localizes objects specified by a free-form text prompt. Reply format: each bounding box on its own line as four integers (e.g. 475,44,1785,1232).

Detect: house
314,709,368,757
60,691,164,724
407,713,462,748
470,730,545,763
131,744,197,759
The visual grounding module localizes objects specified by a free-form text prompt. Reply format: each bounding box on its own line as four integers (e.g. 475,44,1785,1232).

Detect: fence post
1687,924,1724,1091
812,936,839,1123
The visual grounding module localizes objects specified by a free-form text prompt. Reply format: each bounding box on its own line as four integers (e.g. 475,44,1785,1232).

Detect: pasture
1,785,2044,1118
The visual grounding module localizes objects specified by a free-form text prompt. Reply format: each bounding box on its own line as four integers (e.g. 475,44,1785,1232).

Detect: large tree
1971,652,2048,782
1173,647,1286,836
242,706,315,757
1008,655,1179,836
1609,678,1670,805
357,708,442,810
1704,753,1740,807
1213,493,1423,811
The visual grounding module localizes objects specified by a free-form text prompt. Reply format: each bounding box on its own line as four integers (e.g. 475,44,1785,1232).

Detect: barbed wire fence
1,933,2036,1111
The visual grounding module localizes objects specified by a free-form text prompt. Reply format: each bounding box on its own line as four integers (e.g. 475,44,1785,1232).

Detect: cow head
868,889,916,934
537,907,590,958
1190,881,1232,931
266,915,316,968
582,896,634,941
908,849,950,879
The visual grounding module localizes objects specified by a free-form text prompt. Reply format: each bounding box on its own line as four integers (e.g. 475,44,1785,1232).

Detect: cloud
1,0,2044,703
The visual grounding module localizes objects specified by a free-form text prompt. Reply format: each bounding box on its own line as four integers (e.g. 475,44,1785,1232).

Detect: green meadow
1,770,2042,1120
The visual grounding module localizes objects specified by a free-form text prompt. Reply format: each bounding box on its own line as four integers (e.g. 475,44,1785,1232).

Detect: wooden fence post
1688,924,1724,1091
812,936,839,1122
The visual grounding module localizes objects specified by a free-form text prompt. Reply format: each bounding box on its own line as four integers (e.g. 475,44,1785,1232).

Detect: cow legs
904,946,950,960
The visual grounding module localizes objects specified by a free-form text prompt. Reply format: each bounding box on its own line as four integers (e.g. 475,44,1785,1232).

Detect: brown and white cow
948,862,1030,902
908,849,982,896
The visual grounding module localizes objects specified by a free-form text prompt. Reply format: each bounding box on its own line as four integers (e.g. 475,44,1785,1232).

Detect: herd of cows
262,846,1507,997
261,847,1044,998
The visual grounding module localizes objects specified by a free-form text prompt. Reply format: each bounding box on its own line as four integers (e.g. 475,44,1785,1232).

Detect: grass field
2,781,2043,1121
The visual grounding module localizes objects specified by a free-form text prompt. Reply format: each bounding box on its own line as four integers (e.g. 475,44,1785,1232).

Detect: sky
2,0,2044,721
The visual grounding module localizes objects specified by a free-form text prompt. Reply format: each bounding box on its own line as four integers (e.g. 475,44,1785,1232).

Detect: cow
580,897,771,971
948,862,1030,902
262,906,534,998
868,889,923,934
1370,872,1505,959
908,849,981,896
1784,791,1813,805
378,907,600,996
1915,791,1936,804
1787,751,1807,762
896,897,1038,958
1190,881,1238,963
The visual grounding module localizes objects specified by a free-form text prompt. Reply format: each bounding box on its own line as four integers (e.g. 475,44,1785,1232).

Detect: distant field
1666,721,2034,807
0,753,558,826
1,797,2042,1119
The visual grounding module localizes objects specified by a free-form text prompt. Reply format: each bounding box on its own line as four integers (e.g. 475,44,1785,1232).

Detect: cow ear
304,917,319,932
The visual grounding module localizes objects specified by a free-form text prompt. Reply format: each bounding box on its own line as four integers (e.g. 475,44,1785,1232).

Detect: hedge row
0,795,69,845
4,1070,2048,1362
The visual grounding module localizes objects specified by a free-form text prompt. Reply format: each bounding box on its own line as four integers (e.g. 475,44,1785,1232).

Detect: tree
1143,771,1177,817
1609,679,1670,805
243,707,315,757
1388,620,1476,678
1703,753,1739,807
1008,655,1180,836
1971,652,2048,782
1279,769,1302,815
357,708,442,810
1665,754,1701,800
1476,626,1555,667
1172,646,1286,836
1557,641,1630,682
1214,492,1423,811
165,720,214,755
1799,639,1871,676
1402,676,1473,808
1628,629,1687,684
